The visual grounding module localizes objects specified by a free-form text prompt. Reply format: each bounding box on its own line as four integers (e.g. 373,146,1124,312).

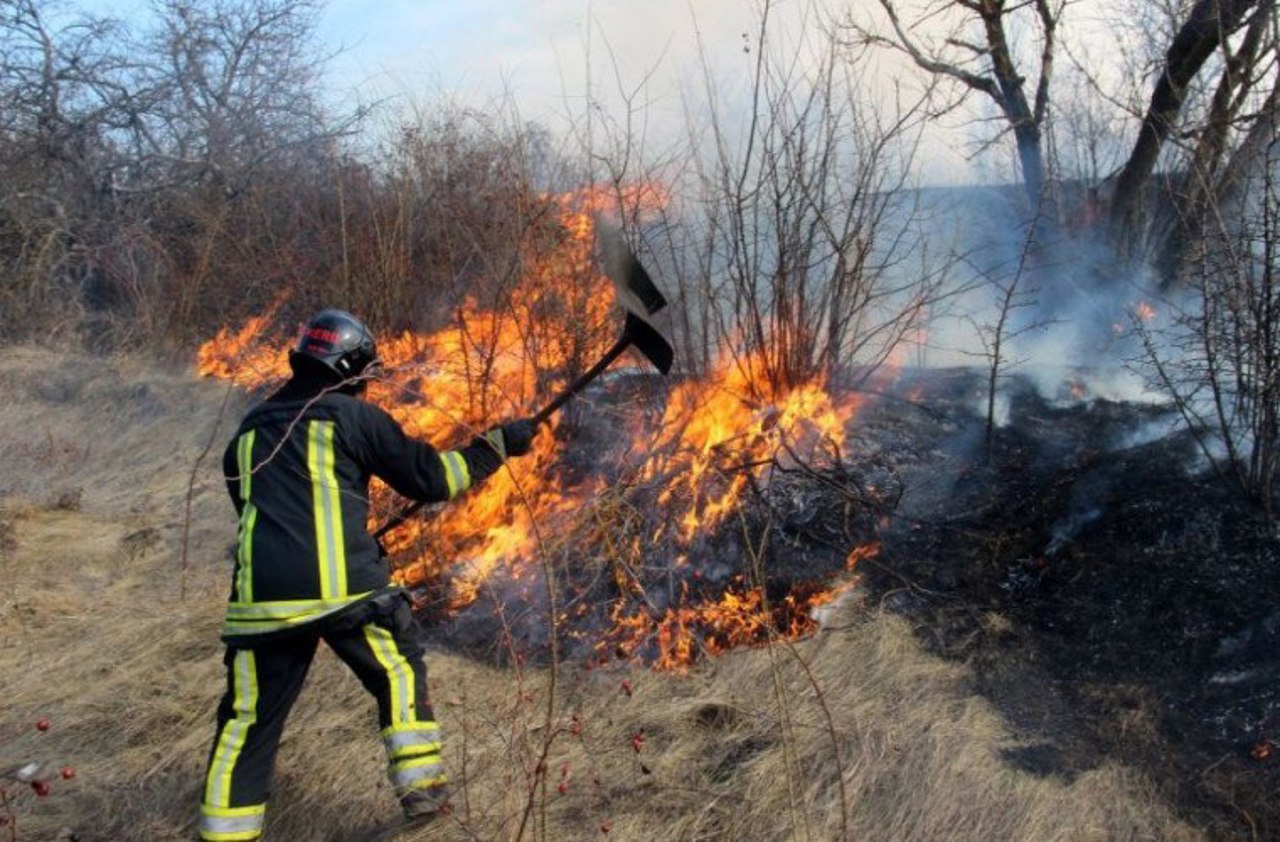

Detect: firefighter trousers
198,593,445,841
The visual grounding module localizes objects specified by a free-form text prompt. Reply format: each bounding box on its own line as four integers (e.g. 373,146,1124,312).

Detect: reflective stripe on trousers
198,803,265,841
390,754,447,792
383,722,442,756
383,720,446,793
204,649,259,809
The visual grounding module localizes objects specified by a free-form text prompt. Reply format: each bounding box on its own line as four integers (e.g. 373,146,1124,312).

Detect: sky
317,3,814,140
317,0,992,183
62,0,1140,187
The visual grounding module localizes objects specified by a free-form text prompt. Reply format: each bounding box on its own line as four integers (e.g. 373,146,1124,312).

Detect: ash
854,365,1280,841
420,363,1280,840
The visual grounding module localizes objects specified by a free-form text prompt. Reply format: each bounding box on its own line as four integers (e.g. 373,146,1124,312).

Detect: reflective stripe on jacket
220,379,504,643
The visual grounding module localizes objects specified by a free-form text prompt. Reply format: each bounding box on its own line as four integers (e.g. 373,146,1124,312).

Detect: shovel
373,222,674,541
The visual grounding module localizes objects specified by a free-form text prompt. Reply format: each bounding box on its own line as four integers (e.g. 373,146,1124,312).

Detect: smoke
1044,506,1103,557
905,185,1172,408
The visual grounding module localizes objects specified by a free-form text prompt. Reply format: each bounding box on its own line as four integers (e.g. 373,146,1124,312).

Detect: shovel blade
624,311,674,375
596,220,668,316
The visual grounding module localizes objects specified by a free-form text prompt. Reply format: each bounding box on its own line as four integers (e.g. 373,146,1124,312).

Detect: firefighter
198,308,535,841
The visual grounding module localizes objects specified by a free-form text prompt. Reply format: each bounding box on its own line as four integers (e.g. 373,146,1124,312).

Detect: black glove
487,418,535,458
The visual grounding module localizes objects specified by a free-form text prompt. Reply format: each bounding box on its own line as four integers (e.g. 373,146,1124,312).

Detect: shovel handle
374,501,424,541
374,333,635,541
532,333,633,426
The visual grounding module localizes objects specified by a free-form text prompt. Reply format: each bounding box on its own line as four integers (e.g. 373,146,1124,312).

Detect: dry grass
1,348,1205,842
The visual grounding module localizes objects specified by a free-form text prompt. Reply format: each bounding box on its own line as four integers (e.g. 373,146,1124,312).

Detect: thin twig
180,381,236,602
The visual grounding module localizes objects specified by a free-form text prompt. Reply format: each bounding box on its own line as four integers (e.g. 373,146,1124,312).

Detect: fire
1110,301,1157,338
196,294,292,383
845,542,880,570
644,351,860,541
196,185,868,668
592,562,871,672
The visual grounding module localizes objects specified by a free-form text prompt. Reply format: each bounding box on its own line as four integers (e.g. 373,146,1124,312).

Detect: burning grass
193,191,879,670
0,347,1217,841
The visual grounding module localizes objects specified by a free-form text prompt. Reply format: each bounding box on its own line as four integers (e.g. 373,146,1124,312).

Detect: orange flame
595,567,870,672
196,293,292,383
196,185,867,667
643,350,860,541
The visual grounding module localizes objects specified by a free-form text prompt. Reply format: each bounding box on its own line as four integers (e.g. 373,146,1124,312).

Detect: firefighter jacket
219,374,507,644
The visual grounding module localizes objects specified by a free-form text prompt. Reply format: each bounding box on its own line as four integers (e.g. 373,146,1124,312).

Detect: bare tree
0,0,381,345
842,0,1065,210
1109,0,1264,254
657,1,954,397
0,1,145,182
0,0,161,337
138,0,355,195
963,193,1056,460
1136,142,1280,518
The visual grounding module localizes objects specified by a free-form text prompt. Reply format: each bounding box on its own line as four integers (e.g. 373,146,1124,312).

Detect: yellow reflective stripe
221,594,371,638
383,720,442,736
364,623,415,724
199,801,266,840
235,431,257,603
401,770,449,793
440,450,470,499
390,755,446,790
202,804,266,819
307,421,347,599
225,594,371,620
199,830,262,842
393,753,444,772
204,650,259,808
382,721,443,758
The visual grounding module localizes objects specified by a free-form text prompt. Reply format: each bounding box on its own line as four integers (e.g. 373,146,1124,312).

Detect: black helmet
291,309,379,380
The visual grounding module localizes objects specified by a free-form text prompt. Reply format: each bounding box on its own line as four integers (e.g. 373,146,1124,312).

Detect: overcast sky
65,0,1139,186
317,1,993,182
318,3,804,138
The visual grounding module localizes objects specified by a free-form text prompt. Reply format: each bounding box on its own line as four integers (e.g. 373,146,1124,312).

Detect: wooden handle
376,333,636,539
532,334,632,425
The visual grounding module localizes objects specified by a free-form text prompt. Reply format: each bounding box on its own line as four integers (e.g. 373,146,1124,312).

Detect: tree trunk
981,0,1047,206
1216,80,1280,214
1158,7,1271,280
1110,0,1260,255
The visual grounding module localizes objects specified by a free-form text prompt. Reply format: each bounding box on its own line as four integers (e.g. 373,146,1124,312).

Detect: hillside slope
0,349,1207,841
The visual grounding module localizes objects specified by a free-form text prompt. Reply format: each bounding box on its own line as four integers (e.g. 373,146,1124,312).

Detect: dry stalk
180,382,237,601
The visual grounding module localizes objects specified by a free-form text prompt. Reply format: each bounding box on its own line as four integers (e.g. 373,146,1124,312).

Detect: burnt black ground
854,368,1280,841
413,362,1280,838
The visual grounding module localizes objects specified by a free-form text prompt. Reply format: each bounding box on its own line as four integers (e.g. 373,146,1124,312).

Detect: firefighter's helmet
291,309,380,380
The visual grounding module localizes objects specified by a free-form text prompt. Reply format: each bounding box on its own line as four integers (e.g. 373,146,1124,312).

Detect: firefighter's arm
221,438,245,516
353,404,533,503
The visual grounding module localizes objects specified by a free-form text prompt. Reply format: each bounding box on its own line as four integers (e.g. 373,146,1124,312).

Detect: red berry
31,780,50,797
60,767,76,780
600,819,613,834
35,718,50,731
620,679,633,697
557,782,568,796
631,731,645,753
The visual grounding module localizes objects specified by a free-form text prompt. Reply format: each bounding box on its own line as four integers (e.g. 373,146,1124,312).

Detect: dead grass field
0,348,1205,842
